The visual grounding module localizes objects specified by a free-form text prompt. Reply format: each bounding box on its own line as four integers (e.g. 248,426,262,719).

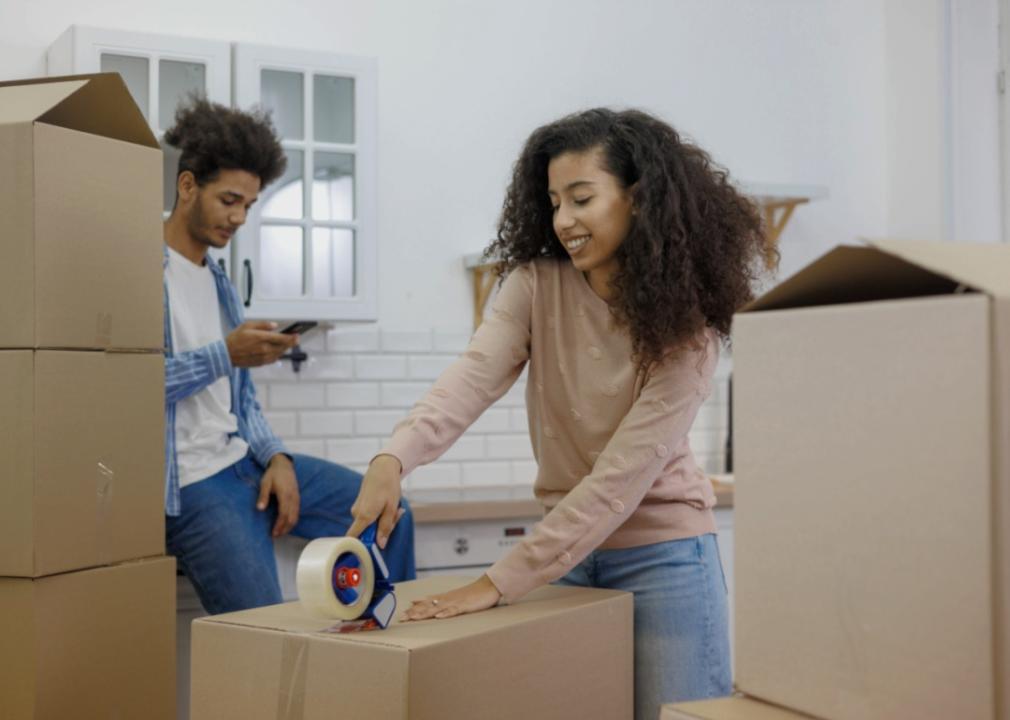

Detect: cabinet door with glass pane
47,25,232,267
233,44,377,321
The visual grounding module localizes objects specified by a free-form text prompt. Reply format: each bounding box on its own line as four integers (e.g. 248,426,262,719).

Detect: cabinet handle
243,259,253,308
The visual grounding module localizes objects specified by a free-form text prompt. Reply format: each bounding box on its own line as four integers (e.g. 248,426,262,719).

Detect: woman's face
547,147,634,283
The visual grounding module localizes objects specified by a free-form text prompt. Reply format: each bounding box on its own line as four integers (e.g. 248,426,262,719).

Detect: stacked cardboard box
190,576,634,719
683,240,1008,720
661,696,815,719
0,73,176,719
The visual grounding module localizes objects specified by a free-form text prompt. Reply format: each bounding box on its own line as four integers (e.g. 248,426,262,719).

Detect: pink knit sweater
381,258,718,603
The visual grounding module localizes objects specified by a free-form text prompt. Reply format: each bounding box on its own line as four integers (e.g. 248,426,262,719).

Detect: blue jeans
557,533,731,720
165,453,416,615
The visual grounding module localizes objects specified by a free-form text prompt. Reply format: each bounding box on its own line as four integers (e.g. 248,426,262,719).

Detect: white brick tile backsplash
497,382,527,408
251,361,300,382
269,383,327,409
326,327,380,353
404,487,465,503
486,434,534,460
405,463,461,489
509,408,529,432
459,485,514,502
380,382,431,408
298,328,328,352
432,330,472,353
327,383,380,408
440,435,486,461
262,411,297,438
693,402,728,431
298,411,354,437
461,461,512,486
468,408,512,434
354,355,408,380
354,409,403,436
689,428,726,456
298,355,354,380
407,354,455,380
511,460,538,484
381,330,433,353
326,437,381,465
284,439,327,457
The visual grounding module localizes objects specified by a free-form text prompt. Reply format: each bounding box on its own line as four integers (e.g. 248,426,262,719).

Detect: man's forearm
165,339,233,404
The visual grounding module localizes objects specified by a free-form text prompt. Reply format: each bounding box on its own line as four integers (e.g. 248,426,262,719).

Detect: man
161,98,414,614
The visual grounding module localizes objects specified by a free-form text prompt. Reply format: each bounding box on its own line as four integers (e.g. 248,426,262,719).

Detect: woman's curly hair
163,96,287,191
487,108,771,366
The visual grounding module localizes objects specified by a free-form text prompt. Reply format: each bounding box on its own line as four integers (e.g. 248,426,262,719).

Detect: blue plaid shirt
163,247,288,516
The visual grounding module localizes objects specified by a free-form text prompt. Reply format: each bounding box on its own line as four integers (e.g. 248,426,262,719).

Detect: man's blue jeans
557,533,731,720
165,453,415,615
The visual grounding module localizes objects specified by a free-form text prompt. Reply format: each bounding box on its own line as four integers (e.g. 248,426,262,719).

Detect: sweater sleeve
379,264,535,476
485,329,719,603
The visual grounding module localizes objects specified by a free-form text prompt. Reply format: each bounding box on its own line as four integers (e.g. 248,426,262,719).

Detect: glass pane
159,60,206,130
261,69,304,140
260,226,304,298
313,75,354,143
312,228,354,298
101,54,149,120
260,150,304,219
161,140,183,214
312,152,354,222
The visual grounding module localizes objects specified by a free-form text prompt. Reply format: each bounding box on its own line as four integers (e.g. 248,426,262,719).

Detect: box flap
741,240,1010,314
0,74,157,148
741,244,961,313
869,238,1010,298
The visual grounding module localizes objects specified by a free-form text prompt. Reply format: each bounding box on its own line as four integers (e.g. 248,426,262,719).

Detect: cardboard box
0,555,176,720
191,577,633,720
661,696,816,719
0,73,163,350
732,240,1010,720
0,349,165,577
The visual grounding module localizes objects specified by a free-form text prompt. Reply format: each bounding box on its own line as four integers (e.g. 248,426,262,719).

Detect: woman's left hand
402,575,502,621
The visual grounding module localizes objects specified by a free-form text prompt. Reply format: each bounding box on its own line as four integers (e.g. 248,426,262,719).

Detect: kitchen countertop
412,475,734,524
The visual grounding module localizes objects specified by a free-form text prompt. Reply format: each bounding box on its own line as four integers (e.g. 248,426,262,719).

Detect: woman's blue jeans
557,533,731,720
165,453,415,615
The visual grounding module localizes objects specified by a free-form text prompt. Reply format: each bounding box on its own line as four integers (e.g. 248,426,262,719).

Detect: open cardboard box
0,73,163,350
732,240,1010,719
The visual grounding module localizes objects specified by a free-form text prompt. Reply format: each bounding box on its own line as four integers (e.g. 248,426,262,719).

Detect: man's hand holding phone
225,321,298,367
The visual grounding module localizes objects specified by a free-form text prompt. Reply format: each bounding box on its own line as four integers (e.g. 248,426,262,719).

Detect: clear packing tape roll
296,537,375,620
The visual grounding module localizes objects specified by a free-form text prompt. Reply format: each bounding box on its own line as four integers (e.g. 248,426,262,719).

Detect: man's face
183,169,262,250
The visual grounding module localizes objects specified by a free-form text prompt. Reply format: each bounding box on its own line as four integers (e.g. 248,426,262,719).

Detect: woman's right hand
347,454,404,549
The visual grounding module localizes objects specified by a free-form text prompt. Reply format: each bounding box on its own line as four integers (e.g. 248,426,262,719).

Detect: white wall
1,0,901,327
883,0,1002,245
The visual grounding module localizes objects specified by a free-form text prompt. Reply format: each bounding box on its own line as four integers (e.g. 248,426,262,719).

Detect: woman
348,108,768,719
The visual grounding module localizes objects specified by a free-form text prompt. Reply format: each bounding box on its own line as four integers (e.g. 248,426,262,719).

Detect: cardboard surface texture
661,696,816,720
0,350,165,577
733,240,1010,720
0,73,162,350
191,576,633,720
0,556,176,720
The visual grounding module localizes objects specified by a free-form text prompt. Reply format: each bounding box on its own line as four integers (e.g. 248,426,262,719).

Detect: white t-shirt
166,247,249,488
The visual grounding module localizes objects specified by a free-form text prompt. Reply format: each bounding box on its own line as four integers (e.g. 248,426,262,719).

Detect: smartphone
280,320,318,335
